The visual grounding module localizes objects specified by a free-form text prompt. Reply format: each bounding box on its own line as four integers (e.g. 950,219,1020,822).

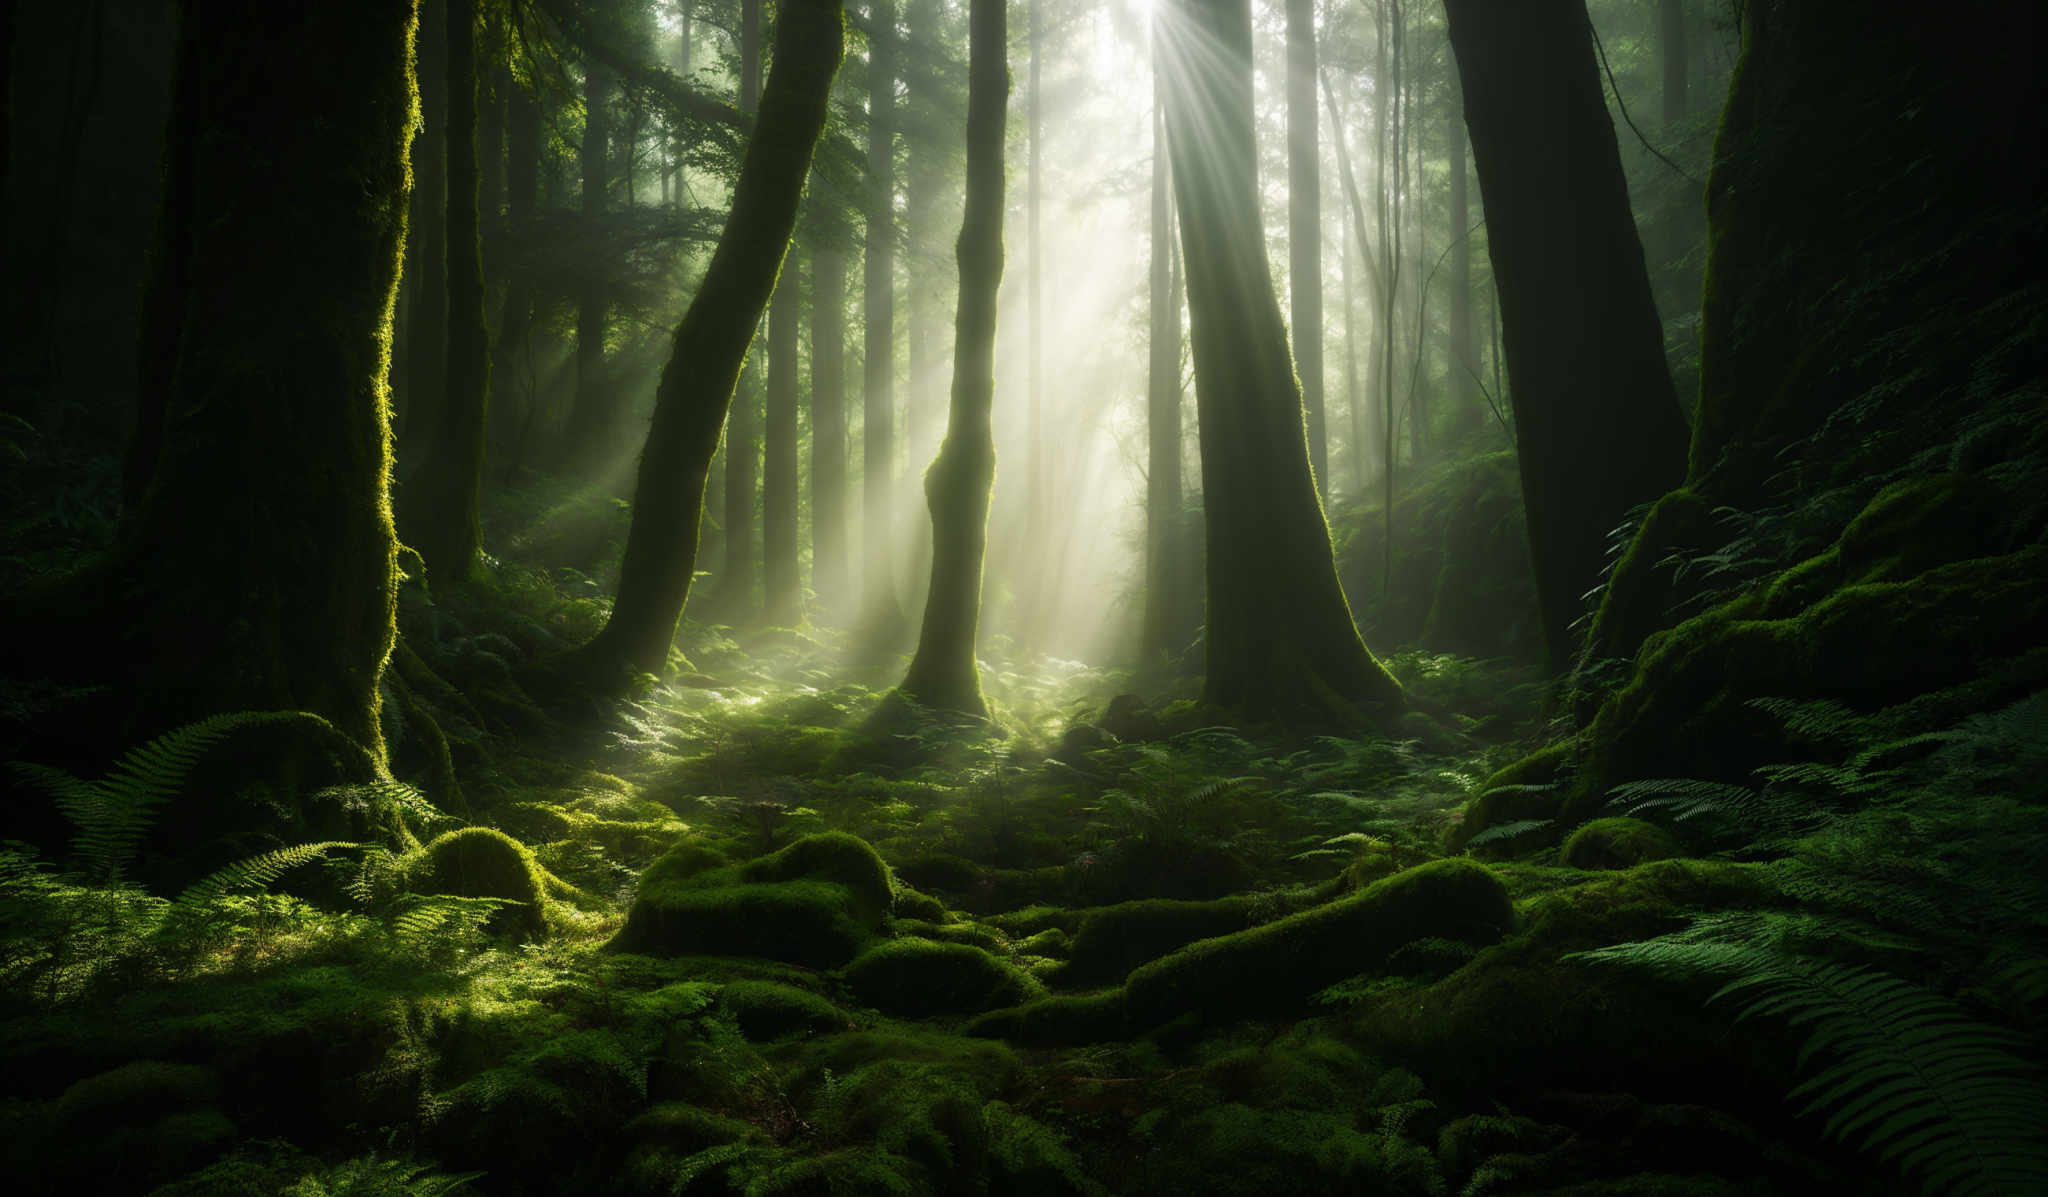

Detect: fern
9,709,379,881
1462,819,1552,851
177,841,358,908
1577,928,2048,1196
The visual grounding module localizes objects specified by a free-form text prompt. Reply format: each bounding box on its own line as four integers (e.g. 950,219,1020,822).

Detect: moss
984,1100,1106,1196
1450,737,1581,852
890,883,948,922
892,851,985,893
1572,543,2048,824
34,1062,235,1190
1559,818,1684,870
964,990,1131,1046
1353,860,1775,1106
1582,487,1718,670
1123,858,1514,1027
613,833,898,966
428,1029,644,1181
620,1102,764,1195
890,916,1005,952
1135,1102,1442,1196
1058,896,1256,987
721,980,850,1040
402,826,549,940
842,938,1045,1018
786,1029,1022,1098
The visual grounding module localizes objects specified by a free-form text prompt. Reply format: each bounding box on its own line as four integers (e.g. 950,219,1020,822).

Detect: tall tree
1284,0,1324,495
489,72,541,475
1160,0,1404,722
34,0,418,761
810,201,850,616
562,53,613,470
404,0,492,588
1021,0,1045,638
567,0,844,682
861,0,901,632
1139,25,1183,667
764,236,802,624
1445,68,1477,431
900,0,1006,716
1443,0,1689,670
405,0,448,463
724,0,765,616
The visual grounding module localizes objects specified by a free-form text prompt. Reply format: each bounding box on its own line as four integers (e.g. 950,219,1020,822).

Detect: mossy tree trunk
1139,34,1183,668
1160,0,1404,725
723,0,764,619
860,0,902,638
810,190,850,619
403,0,491,589
1443,0,1689,671
1284,0,1324,498
899,0,1006,717
764,242,801,625
405,0,448,464
77,0,417,760
567,0,844,682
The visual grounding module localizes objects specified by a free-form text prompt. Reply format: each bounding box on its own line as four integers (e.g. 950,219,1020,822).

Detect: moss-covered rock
842,938,1045,1017
401,826,549,940
36,1061,235,1191
1559,818,1683,870
963,990,1131,1046
891,882,948,922
620,1102,764,1196
1057,896,1256,987
611,833,897,966
1123,858,1514,1027
720,980,849,1041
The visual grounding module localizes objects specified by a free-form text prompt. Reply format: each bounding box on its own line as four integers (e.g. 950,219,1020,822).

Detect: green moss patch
401,827,550,940
720,981,850,1041
1123,859,1514,1027
1559,818,1684,870
1058,896,1256,987
611,833,897,966
842,938,1045,1017
963,990,1131,1046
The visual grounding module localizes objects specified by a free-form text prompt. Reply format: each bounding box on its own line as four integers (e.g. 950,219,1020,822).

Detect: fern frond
177,841,358,908
1609,777,1765,824
1463,819,1553,851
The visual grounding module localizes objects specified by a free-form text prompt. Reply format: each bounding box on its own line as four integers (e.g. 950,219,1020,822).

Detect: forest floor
9,564,2023,1195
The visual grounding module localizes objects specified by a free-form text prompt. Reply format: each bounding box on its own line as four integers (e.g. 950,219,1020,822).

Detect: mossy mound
890,916,1005,952
401,826,549,940
1123,858,1514,1027
428,1029,645,1186
26,1061,235,1191
610,833,896,966
720,980,849,1041
1056,896,1255,987
1559,818,1683,871
842,938,1045,1018
620,1103,764,1196
1354,860,1776,1107
963,990,1130,1046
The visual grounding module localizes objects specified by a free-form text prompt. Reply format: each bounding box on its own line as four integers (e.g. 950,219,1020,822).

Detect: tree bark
810,218,849,617
1442,0,1689,670
563,56,612,471
722,0,765,618
900,0,1006,716
489,73,540,477
1140,26,1183,667
45,0,417,761
1446,73,1477,432
405,0,448,465
1160,0,1404,724
860,0,901,632
764,237,802,625
403,0,491,589
568,0,844,682
1284,0,1324,497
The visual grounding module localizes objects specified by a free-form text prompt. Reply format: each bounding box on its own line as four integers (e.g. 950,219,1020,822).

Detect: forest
0,0,2042,1193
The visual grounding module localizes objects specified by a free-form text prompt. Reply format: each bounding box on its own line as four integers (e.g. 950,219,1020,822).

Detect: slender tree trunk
568,0,843,683
900,0,1006,716
1443,0,1689,670
1022,0,1044,640
861,0,901,633
1160,0,1404,724
903,0,946,614
1285,0,1325,497
1446,73,1477,432
1376,0,1402,594
810,213,849,617
564,57,611,471
38,0,418,762
1341,201,1363,498
404,0,492,588
1141,27,1183,667
490,75,540,478
1321,73,1384,500
764,240,801,624
1659,0,1685,126
722,0,765,617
